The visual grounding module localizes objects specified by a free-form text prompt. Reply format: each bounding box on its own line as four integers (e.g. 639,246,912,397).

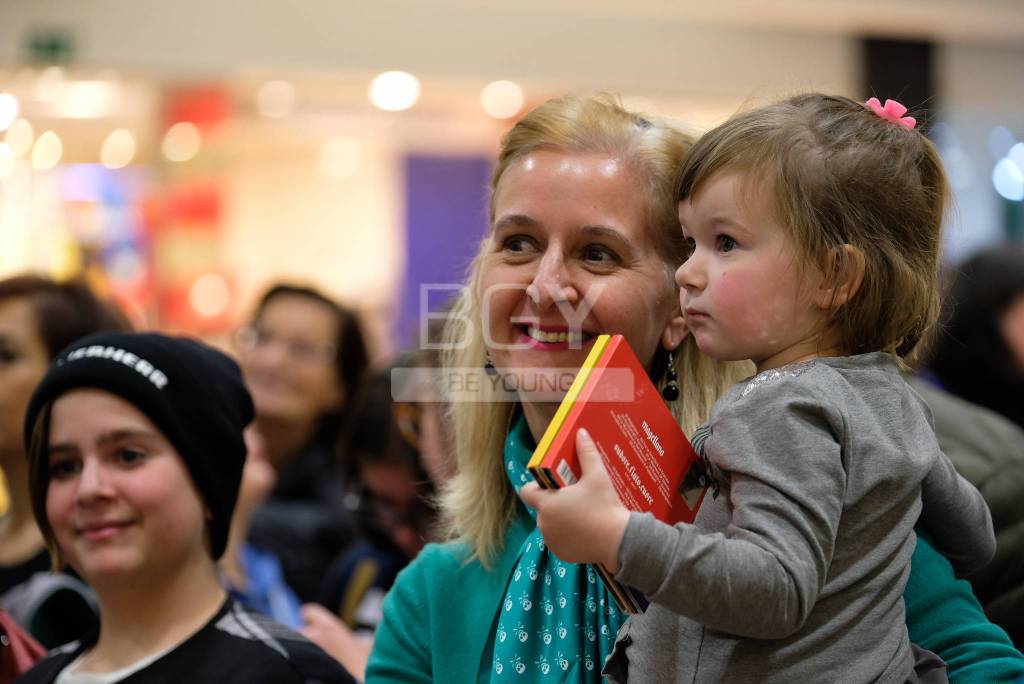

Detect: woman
18,331,356,683
236,283,370,601
0,276,127,647
366,95,1024,682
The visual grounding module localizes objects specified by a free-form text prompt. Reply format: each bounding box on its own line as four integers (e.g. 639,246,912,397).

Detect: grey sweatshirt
607,353,995,683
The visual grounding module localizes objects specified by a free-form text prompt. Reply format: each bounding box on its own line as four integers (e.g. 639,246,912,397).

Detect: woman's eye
582,245,619,265
0,347,17,364
502,235,537,253
49,459,81,480
116,448,147,466
717,235,738,252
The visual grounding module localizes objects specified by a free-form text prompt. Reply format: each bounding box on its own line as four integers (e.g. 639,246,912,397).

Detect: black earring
662,349,679,401
485,352,497,376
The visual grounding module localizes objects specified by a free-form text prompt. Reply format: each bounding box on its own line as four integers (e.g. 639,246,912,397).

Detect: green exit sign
26,28,75,64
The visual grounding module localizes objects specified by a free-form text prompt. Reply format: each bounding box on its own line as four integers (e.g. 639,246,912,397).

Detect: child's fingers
575,428,606,477
519,481,543,507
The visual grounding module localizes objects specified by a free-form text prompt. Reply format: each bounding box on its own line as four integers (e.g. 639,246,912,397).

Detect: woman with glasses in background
234,284,370,603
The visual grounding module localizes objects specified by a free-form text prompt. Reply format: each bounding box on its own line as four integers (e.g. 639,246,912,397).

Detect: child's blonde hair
676,93,949,363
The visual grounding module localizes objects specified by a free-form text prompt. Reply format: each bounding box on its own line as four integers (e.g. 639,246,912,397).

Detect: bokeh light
189,273,231,318
162,122,201,162
4,119,34,157
31,130,63,171
480,80,524,119
0,93,18,131
101,129,137,169
992,157,1024,201
988,126,1016,160
369,71,420,111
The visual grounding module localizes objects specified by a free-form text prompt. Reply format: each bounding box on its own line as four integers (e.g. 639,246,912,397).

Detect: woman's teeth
527,327,584,344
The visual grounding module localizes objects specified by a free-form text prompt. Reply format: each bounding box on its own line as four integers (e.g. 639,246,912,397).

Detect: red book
528,334,709,613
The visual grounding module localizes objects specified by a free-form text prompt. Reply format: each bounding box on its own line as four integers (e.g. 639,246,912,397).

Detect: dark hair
676,93,948,362
0,275,131,358
340,359,439,545
926,245,1024,428
342,357,430,481
251,283,370,434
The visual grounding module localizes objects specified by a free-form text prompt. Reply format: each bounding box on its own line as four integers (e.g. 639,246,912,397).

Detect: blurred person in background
0,275,128,648
219,426,303,629
926,245,1024,430
913,244,1024,647
318,354,450,633
235,284,370,602
18,331,356,684
303,354,451,680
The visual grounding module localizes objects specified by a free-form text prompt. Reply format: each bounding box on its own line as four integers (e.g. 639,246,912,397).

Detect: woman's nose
526,253,579,308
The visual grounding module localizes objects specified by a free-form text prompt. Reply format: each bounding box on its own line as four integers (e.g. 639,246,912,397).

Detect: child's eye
717,235,738,252
682,237,696,258
116,448,147,466
49,458,81,480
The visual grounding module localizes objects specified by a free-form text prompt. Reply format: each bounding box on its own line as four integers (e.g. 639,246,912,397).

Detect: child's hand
519,428,630,573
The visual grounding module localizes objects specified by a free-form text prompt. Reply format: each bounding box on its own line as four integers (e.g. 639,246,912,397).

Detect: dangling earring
662,349,679,401
485,352,497,376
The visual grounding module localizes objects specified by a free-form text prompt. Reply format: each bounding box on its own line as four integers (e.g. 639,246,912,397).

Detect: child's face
45,389,211,587
675,172,831,373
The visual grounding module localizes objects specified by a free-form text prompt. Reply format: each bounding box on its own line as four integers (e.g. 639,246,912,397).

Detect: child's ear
814,244,865,310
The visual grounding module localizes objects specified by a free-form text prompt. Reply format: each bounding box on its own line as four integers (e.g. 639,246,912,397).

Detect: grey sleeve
919,453,996,575
615,380,844,639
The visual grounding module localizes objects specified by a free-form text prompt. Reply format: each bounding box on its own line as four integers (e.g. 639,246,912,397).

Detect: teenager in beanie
16,332,356,684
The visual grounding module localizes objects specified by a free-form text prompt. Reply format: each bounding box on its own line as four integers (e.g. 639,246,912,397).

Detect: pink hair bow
865,97,916,129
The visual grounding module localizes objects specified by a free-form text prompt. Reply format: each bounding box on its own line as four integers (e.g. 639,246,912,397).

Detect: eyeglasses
233,325,337,366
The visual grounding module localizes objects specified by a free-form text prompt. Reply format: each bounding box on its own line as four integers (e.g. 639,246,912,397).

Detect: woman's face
45,389,210,586
0,297,51,464
480,150,686,403
237,294,344,428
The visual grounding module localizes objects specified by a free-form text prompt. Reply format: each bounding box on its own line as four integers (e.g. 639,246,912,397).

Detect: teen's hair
0,275,130,357
439,94,751,565
676,93,949,362
249,283,369,436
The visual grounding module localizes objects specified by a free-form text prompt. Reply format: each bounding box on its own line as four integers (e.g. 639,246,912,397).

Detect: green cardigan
367,503,1024,683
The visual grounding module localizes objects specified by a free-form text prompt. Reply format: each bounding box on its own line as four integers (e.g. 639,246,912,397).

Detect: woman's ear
814,244,865,310
662,311,690,351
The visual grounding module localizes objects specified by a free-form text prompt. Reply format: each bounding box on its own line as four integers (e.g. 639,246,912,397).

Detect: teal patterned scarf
490,415,625,682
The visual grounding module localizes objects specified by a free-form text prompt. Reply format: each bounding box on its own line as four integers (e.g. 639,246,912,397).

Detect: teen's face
237,294,343,428
0,298,50,464
45,389,210,585
481,150,685,401
675,172,827,372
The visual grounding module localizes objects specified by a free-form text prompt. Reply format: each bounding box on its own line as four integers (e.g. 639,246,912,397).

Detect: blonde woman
365,95,1024,683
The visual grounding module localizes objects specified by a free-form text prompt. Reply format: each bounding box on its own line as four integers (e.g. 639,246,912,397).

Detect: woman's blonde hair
439,94,750,565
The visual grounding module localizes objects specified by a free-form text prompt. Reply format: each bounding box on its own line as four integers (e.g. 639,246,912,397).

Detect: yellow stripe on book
527,334,611,470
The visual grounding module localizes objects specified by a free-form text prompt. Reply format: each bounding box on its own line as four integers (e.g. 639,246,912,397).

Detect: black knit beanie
23,332,254,560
